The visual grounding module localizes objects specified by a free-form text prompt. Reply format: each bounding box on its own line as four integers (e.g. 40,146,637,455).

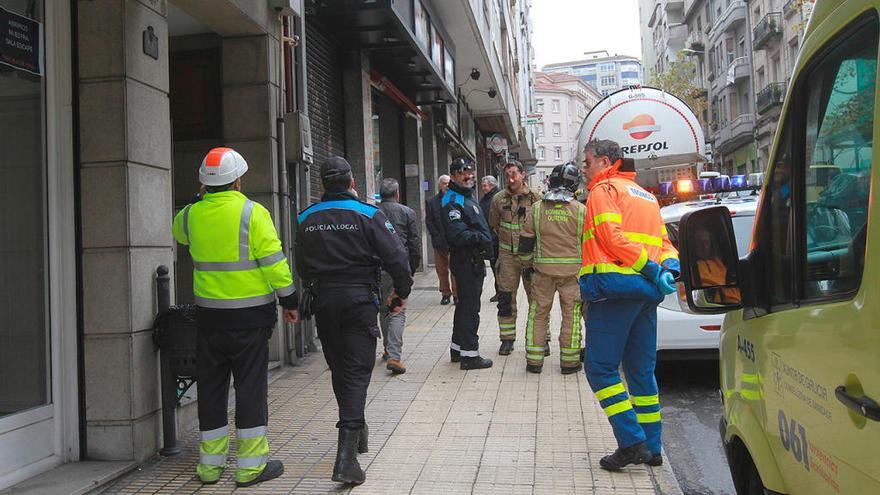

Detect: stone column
78,0,171,461
402,115,426,271
421,111,438,265
342,51,375,200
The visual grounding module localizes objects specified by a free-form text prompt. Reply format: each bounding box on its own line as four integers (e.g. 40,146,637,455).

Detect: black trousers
314,286,379,429
197,327,270,431
450,255,485,355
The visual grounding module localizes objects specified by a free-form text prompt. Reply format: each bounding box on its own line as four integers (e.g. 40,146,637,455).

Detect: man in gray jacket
378,178,422,373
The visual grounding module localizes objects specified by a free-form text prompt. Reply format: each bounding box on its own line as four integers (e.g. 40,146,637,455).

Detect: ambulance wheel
728,439,763,495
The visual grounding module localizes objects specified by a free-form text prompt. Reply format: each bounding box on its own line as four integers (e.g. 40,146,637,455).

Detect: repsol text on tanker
620,141,670,154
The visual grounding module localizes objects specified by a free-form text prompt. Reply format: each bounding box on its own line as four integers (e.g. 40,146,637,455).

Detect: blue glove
640,260,661,283
658,271,677,295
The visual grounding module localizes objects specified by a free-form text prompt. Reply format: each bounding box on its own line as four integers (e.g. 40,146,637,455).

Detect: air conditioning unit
269,0,303,17
284,112,313,165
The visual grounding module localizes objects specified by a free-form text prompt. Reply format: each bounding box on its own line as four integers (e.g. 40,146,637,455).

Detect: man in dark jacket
425,175,457,304
377,178,421,374
295,157,412,485
479,175,501,302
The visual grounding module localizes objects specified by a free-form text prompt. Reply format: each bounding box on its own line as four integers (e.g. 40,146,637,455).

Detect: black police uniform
441,170,494,369
295,190,412,430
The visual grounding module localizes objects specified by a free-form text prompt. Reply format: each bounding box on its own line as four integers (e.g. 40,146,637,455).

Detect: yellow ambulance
676,1,879,493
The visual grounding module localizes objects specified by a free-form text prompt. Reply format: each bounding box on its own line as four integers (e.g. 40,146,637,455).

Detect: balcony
710,1,747,40
783,0,800,18
687,30,705,51
757,82,786,114
716,114,755,152
664,0,684,14
753,13,782,50
730,56,751,82
669,23,689,42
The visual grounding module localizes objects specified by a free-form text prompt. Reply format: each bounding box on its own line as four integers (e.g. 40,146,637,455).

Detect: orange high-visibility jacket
579,161,679,302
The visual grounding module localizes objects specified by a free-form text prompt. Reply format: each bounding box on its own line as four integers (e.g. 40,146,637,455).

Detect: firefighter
579,140,679,470
518,162,586,374
488,160,541,355
172,147,299,487
295,156,413,485
441,157,494,370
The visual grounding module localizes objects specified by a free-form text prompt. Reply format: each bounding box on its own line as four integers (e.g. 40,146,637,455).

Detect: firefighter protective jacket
579,161,680,303
488,183,540,254
518,198,587,278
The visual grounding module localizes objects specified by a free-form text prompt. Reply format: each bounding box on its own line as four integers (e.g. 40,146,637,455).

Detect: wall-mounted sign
487,134,508,154
143,26,159,60
0,7,43,76
405,163,420,178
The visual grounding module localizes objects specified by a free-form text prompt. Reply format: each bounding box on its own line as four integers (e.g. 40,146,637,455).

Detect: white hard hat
199,147,249,186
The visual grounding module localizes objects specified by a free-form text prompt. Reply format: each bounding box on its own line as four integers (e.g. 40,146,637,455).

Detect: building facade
530,72,600,190
641,0,688,81
0,0,535,490
542,51,644,97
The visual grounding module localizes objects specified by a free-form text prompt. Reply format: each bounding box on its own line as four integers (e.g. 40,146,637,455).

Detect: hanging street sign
0,7,43,76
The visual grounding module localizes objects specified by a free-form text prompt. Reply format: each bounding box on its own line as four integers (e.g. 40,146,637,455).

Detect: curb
649,449,685,495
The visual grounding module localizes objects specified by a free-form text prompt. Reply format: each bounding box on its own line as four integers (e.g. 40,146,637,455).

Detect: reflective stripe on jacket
520,199,586,278
579,161,679,302
173,191,295,309
488,184,539,253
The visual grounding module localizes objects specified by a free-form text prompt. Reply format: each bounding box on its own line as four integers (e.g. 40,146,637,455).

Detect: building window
537,124,545,137
599,62,616,72
551,99,560,113
600,75,617,86
554,146,562,160
552,122,561,136
537,147,545,159
536,99,544,112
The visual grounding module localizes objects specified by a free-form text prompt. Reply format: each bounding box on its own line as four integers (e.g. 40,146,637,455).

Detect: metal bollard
157,265,181,456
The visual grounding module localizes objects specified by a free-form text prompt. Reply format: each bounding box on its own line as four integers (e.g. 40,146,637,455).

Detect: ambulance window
761,123,794,308
800,19,877,300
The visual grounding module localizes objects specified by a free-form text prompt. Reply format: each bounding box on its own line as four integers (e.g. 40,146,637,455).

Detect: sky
531,0,644,69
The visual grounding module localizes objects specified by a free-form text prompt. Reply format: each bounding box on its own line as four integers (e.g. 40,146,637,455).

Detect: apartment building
542,51,644,96
530,72,601,190
641,0,688,80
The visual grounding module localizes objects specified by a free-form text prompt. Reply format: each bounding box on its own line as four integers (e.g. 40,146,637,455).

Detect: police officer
441,158,494,370
172,147,298,487
295,156,412,485
518,162,587,374
579,140,679,470
488,160,540,355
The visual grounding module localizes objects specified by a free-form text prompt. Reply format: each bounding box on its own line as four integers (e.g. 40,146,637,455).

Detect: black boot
358,424,369,454
544,342,551,356
580,347,586,362
332,428,365,484
450,349,461,363
236,460,284,487
526,364,543,374
561,363,583,375
647,453,662,466
498,340,514,355
460,356,493,370
599,442,653,471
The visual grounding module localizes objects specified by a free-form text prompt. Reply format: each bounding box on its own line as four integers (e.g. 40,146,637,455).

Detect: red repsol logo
620,142,670,154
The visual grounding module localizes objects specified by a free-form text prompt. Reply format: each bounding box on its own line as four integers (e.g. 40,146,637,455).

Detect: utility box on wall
269,0,304,16
284,111,314,165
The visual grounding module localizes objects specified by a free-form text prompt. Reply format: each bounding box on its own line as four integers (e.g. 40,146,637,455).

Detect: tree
649,52,709,126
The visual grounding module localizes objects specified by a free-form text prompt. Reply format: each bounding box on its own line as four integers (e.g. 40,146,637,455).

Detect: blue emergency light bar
659,182,674,196
731,175,748,189
712,176,731,191
697,178,713,193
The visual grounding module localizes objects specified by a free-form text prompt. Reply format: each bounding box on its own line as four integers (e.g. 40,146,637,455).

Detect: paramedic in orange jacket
578,140,679,471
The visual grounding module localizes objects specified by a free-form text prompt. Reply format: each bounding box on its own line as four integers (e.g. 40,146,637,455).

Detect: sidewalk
102,270,675,495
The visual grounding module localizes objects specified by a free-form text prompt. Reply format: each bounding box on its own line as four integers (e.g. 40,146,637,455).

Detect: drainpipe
279,16,297,364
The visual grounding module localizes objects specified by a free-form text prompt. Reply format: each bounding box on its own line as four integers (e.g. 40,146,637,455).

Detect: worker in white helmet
172,147,299,487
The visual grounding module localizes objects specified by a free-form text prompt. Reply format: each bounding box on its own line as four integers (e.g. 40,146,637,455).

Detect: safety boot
460,356,493,370
498,340,514,355
526,364,543,374
358,424,369,454
544,342,551,356
235,460,284,487
332,428,365,484
647,454,662,467
440,296,451,305
599,442,653,471
561,363,583,375
450,349,461,363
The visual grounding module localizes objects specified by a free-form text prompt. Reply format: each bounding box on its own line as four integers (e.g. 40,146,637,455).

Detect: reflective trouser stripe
197,427,229,482
235,427,269,483
560,350,581,362
631,395,659,407
595,382,627,401
604,400,633,417
459,349,479,357
450,342,461,351
562,300,582,360
499,322,516,337
524,301,540,362
637,412,662,423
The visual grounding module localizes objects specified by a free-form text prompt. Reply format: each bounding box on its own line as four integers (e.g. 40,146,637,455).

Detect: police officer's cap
449,157,474,174
321,156,353,179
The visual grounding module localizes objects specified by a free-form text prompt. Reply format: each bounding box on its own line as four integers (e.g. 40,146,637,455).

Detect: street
657,360,735,495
